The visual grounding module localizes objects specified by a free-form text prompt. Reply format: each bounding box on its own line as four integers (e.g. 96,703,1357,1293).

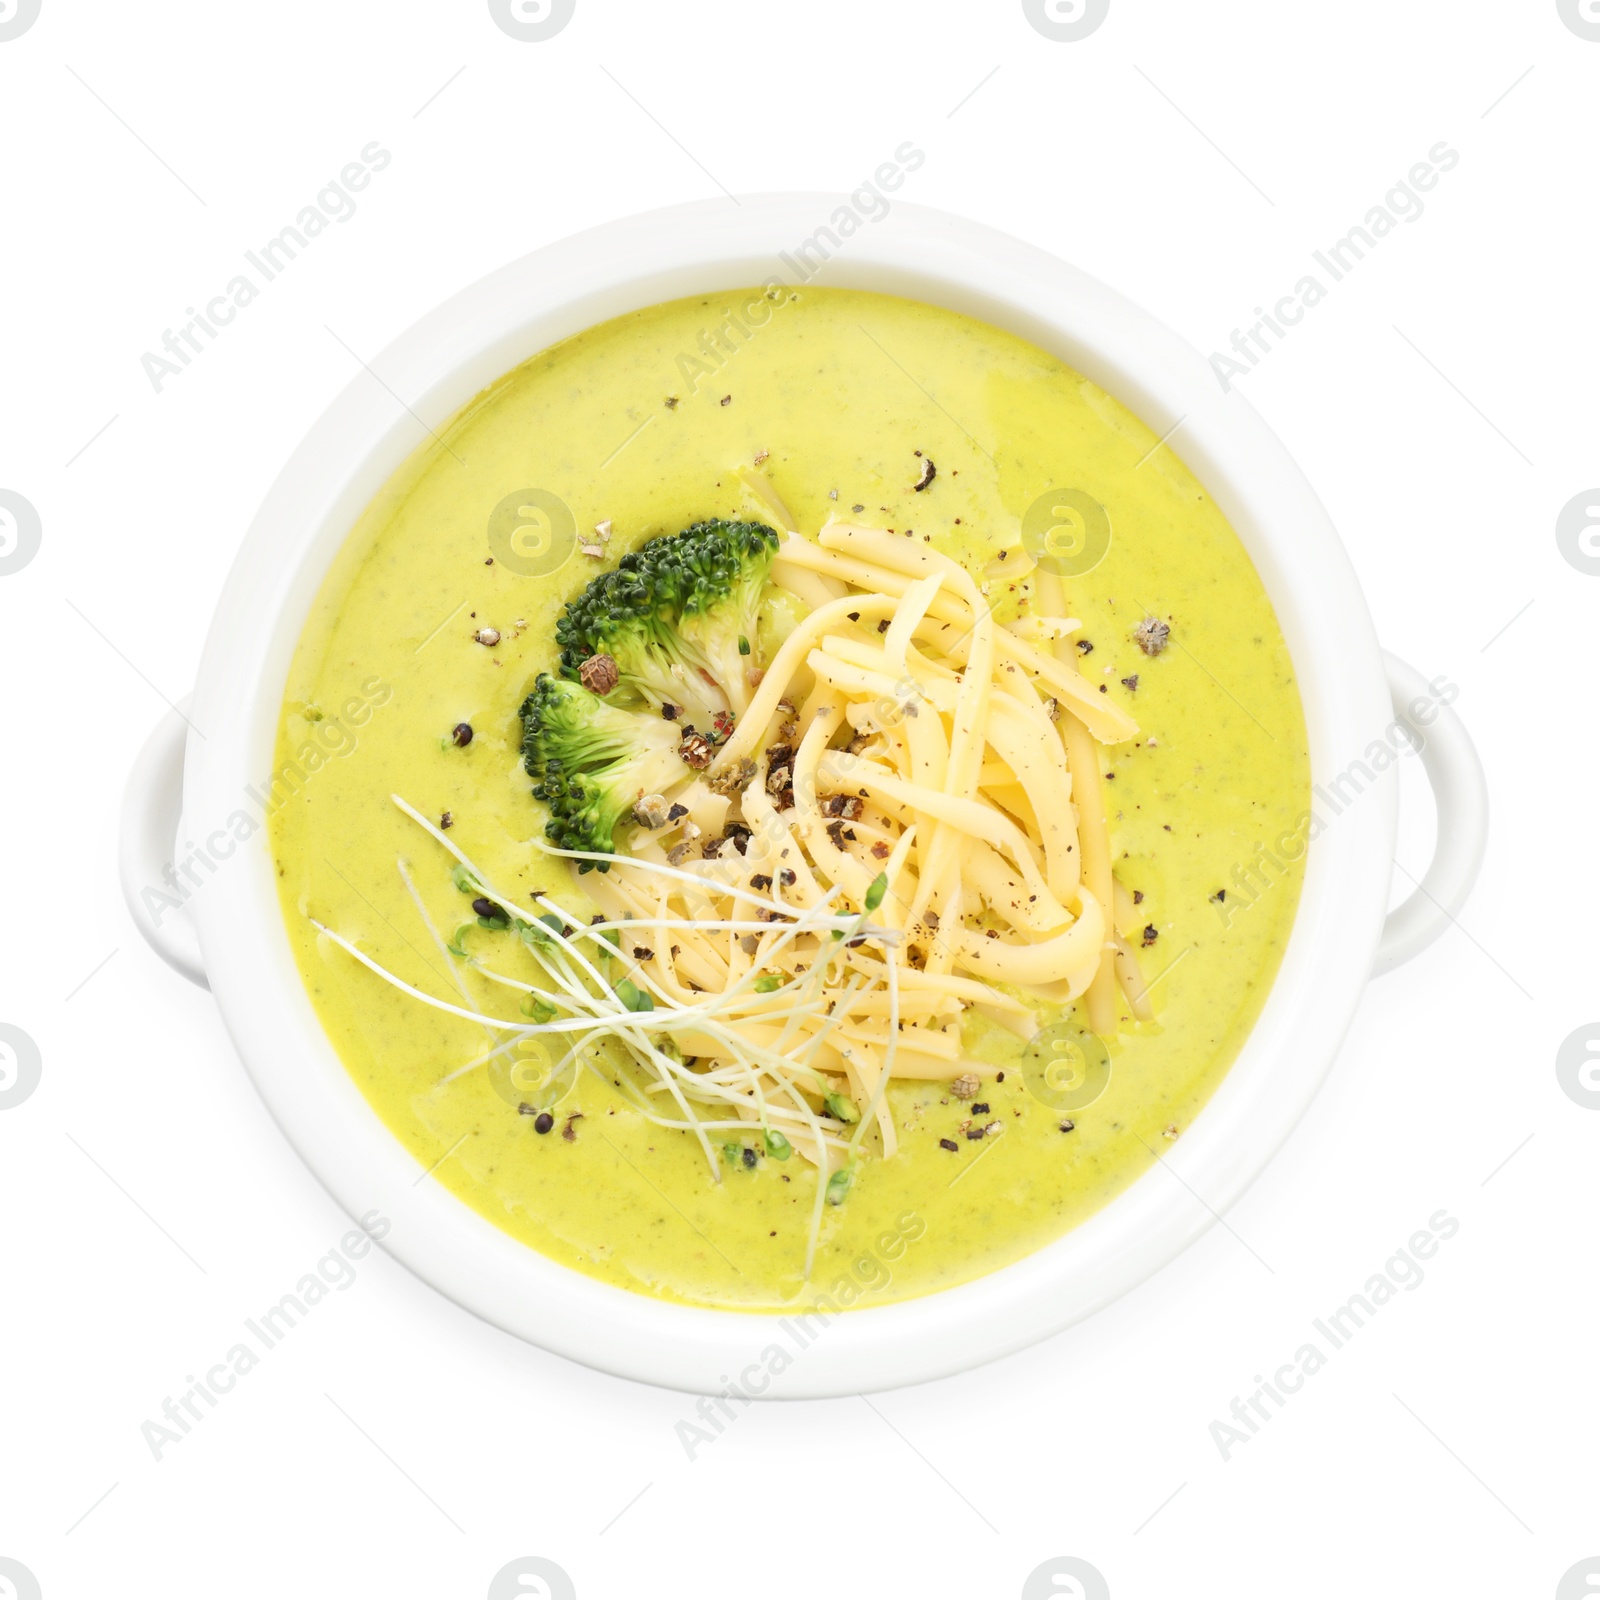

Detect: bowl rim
183,194,1395,1397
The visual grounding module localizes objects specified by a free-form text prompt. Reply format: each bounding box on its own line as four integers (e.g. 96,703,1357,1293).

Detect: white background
2,2,1596,1597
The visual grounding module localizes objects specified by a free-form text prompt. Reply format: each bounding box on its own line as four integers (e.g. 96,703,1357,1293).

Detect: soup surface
272,287,1309,1310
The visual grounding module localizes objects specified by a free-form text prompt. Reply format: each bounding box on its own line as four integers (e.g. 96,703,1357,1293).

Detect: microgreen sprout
529,913,567,944
614,978,654,1013
473,896,510,930
823,1092,860,1125
316,793,911,1281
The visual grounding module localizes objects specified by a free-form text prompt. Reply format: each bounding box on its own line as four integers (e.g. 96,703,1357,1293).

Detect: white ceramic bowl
119,197,1487,1397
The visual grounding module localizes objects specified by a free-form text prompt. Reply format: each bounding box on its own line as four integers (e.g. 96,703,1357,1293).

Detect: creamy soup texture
272,287,1309,1310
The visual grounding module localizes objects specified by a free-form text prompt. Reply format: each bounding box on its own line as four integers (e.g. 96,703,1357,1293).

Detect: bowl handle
1372,652,1488,977
119,701,210,989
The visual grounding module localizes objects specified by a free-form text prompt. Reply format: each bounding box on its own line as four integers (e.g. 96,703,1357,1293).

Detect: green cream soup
272,287,1308,1311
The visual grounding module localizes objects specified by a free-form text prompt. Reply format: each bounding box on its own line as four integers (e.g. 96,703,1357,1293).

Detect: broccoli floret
554,518,779,721
519,674,686,868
